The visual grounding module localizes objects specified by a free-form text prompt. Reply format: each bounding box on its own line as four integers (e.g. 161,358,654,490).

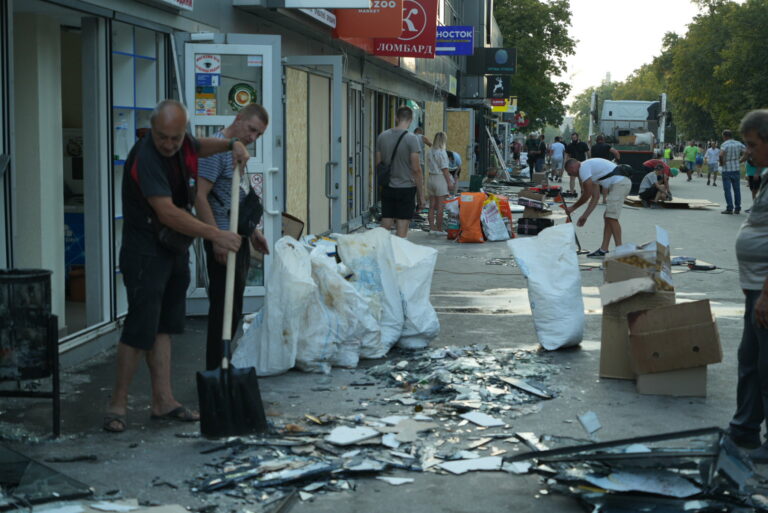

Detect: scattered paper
325,426,379,446
439,456,503,475
578,411,602,436
460,412,505,428
502,461,532,474
90,503,139,512
382,433,400,449
376,477,414,486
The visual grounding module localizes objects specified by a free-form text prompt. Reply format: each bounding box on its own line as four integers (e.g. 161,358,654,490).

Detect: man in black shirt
103,100,247,433
565,132,590,194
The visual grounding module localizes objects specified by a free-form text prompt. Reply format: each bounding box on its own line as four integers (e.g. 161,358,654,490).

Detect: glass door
184,41,281,311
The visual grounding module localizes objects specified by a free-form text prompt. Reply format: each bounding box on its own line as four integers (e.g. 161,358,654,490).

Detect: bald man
104,100,247,433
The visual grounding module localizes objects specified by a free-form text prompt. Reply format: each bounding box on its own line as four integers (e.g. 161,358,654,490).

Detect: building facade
0,0,501,365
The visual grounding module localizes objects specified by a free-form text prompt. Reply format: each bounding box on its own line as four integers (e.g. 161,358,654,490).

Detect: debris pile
504,427,768,512
189,345,556,508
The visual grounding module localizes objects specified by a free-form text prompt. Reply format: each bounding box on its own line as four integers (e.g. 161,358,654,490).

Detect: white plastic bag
507,223,584,350
232,236,316,376
480,200,510,242
390,236,440,349
336,228,404,358
307,247,379,369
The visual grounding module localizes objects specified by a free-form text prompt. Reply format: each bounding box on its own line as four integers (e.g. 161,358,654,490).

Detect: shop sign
195,54,221,74
285,0,370,6
299,8,337,28
467,47,517,76
334,0,403,38
145,0,193,11
485,75,510,99
374,0,437,59
435,25,473,56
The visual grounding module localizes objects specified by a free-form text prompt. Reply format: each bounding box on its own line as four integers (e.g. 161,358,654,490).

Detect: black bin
0,269,53,380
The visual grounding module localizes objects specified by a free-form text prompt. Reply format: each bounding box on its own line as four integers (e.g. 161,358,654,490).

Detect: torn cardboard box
629,300,722,375
604,226,673,291
517,190,547,210
600,290,676,380
523,207,552,218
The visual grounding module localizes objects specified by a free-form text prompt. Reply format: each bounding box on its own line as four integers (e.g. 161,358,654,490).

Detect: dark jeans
204,239,251,370
722,171,742,211
730,290,768,441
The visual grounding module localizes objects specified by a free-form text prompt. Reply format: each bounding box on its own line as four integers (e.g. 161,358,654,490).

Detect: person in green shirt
663,144,673,164
683,141,698,181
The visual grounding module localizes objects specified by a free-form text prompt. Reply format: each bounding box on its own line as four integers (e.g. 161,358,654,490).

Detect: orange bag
458,192,486,243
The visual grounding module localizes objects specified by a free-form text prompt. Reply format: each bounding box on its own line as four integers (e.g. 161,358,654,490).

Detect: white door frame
0,0,11,268
181,35,283,314
283,55,343,234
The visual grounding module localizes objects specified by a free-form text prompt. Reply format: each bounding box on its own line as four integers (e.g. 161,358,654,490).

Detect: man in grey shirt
728,109,768,461
375,106,425,238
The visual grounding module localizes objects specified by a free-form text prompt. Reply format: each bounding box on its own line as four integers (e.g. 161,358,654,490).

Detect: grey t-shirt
376,128,421,188
197,132,246,230
736,171,768,289
638,171,660,194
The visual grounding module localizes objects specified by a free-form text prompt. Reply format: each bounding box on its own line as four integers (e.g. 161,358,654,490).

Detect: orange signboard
333,0,404,38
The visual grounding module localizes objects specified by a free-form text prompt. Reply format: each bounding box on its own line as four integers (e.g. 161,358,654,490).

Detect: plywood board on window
424,101,444,143
285,68,308,225
447,110,472,183
308,73,331,235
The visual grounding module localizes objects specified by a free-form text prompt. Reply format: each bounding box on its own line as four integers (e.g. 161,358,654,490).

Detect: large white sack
507,223,584,350
232,237,315,376
336,228,404,358
306,248,379,370
390,236,440,349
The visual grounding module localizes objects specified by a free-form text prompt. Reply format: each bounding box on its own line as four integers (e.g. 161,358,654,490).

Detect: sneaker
432,230,448,236
721,210,734,215
726,428,761,450
735,209,741,214
587,248,608,258
751,443,768,463
746,208,752,214
713,182,717,186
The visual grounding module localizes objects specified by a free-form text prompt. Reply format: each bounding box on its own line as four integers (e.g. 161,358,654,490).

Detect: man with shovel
196,104,270,372
103,100,248,433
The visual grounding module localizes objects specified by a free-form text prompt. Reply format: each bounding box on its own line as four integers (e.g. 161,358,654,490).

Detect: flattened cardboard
636,366,707,397
604,260,654,284
522,207,552,218
532,171,548,185
628,300,722,374
600,291,676,380
600,277,657,306
518,190,545,202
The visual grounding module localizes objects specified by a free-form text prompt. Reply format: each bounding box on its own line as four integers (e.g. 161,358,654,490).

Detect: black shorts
381,186,417,220
639,185,659,201
119,248,190,350
749,175,762,191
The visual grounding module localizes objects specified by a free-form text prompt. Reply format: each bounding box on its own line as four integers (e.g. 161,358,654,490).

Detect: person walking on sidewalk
705,141,720,186
196,104,271,372
683,141,698,181
103,100,245,433
549,136,566,182
727,109,768,461
426,132,454,235
720,129,747,215
375,106,425,238
564,158,632,258
565,132,590,195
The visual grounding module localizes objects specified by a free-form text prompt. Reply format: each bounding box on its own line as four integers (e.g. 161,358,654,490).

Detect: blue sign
436,25,474,56
196,73,220,87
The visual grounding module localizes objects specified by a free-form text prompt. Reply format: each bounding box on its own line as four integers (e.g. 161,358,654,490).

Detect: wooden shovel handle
221,162,242,368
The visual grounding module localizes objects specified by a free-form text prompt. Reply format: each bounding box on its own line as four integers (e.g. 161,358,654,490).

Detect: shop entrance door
182,36,283,314
283,56,342,234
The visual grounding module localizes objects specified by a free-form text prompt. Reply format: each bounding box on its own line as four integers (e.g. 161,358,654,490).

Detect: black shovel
197,163,268,438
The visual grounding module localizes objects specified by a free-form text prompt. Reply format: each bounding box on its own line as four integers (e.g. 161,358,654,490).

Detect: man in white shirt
549,136,566,182
564,158,632,258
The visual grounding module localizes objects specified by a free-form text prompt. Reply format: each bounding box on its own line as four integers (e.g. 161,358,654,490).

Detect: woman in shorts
426,132,455,235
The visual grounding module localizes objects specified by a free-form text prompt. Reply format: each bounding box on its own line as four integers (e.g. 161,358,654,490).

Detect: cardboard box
282,213,305,239
517,190,547,210
517,218,554,236
519,190,545,202
629,300,722,374
523,207,552,218
532,171,548,185
604,226,673,291
600,290,676,379
636,366,707,397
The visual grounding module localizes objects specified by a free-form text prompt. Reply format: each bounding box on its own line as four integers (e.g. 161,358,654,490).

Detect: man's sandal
103,414,127,433
150,405,199,422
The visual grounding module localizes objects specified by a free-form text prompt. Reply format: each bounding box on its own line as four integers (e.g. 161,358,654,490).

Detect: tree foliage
570,0,768,142
494,0,576,132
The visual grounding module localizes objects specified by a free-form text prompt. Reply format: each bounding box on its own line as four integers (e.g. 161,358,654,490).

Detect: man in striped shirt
720,129,747,214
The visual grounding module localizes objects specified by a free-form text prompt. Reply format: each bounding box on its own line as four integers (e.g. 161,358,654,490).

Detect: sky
561,0,702,112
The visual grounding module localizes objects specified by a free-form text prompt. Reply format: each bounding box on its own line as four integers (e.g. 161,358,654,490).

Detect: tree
494,0,576,132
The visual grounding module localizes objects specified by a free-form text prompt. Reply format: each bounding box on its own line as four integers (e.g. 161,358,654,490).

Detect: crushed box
532,171,548,185
600,290,676,380
604,226,673,292
523,207,552,218
628,300,721,375
517,218,554,236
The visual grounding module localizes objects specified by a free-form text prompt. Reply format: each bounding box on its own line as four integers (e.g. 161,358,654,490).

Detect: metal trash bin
0,269,60,436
